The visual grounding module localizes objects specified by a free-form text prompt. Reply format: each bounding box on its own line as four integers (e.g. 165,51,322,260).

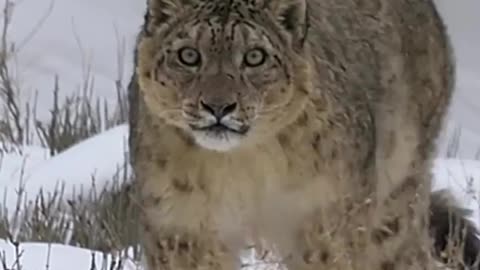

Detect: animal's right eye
244,48,267,67
177,47,201,67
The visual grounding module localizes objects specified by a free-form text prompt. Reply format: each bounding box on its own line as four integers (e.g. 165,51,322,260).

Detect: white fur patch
191,130,243,152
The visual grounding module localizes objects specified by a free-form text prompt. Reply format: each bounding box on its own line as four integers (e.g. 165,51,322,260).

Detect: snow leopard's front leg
282,175,435,270
138,175,238,270
134,150,239,270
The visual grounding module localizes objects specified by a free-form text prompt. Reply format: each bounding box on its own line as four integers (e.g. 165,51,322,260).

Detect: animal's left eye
243,48,267,67
178,47,202,67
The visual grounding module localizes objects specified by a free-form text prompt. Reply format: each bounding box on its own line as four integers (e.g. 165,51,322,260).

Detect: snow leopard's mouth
189,123,250,135
188,122,250,151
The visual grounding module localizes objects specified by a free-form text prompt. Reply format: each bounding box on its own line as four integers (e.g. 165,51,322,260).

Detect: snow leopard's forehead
146,0,278,34
191,0,266,16
158,1,288,52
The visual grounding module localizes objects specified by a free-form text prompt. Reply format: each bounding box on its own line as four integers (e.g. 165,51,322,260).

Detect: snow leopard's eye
244,48,267,67
178,47,201,67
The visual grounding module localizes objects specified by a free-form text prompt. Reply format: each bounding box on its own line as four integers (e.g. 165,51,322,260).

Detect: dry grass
0,159,142,269
0,0,128,155
0,172,138,252
0,1,138,269
0,0,135,252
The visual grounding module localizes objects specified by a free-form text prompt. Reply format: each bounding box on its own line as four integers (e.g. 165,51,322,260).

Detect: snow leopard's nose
200,99,237,120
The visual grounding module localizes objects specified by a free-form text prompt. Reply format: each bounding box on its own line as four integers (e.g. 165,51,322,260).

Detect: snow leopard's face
136,0,311,151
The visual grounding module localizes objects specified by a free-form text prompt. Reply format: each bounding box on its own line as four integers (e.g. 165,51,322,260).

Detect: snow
0,0,479,268
0,239,140,270
0,124,130,217
432,159,480,228
0,145,50,187
0,125,134,269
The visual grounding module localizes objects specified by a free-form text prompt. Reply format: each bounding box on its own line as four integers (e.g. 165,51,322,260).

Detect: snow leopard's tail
430,189,480,269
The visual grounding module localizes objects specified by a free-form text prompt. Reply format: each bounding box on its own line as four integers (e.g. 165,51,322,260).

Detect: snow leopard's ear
143,0,195,35
263,0,309,50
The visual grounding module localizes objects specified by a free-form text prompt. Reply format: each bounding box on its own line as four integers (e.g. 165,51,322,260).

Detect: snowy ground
0,239,140,270
1,0,479,269
0,124,129,216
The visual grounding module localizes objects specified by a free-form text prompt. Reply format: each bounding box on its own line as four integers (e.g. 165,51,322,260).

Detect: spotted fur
128,0,479,269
